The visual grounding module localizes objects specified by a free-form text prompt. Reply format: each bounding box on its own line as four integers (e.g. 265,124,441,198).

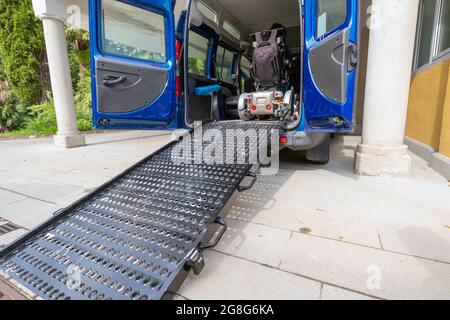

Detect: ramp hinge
186,249,205,275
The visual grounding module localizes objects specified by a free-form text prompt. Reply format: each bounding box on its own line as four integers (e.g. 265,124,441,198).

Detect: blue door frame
303,0,359,133
89,0,178,131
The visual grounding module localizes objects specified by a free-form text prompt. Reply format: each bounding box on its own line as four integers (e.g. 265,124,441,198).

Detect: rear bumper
281,130,329,151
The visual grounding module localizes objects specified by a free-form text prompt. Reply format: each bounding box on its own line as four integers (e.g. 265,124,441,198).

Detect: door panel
309,29,349,104
90,0,177,130
304,0,359,132
96,58,168,114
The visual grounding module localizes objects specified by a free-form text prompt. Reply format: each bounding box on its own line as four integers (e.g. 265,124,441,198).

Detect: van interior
183,0,302,128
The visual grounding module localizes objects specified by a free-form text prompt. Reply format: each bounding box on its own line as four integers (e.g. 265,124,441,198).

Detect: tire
306,134,330,165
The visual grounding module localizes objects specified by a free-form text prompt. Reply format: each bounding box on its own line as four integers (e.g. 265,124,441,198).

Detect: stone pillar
32,0,85,148
355,0,420,177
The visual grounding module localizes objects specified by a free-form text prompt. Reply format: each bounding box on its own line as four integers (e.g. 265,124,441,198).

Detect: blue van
89,0,360,164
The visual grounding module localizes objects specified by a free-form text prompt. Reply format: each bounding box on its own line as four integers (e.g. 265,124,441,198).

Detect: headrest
190,0,204,27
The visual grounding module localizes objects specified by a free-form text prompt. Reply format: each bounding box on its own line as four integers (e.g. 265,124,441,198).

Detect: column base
355,144,412,177
53,134,86,149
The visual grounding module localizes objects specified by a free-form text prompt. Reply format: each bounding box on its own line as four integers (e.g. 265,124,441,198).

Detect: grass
0,128,51,138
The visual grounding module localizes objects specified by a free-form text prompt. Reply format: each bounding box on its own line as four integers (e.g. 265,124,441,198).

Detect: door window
101,0,166,63
188,32,209,76
216,46,236,83
316,0,347,38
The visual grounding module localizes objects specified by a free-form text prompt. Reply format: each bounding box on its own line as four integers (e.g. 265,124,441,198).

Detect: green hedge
0,0,46,107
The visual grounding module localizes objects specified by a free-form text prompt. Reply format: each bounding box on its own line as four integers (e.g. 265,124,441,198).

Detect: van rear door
304,0,359,132
89,0,178,130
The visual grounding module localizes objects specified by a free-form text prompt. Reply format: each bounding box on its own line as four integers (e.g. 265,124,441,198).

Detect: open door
89,0,178,130
304,0,359,132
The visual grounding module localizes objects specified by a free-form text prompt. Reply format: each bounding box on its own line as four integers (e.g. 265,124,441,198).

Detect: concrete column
33,0,85,148
355,0,419,177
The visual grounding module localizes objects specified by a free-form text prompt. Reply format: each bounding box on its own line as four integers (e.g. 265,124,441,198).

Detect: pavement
0,131,449,300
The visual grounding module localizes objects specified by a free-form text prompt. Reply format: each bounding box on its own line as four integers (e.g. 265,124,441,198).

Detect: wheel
306,134,330,165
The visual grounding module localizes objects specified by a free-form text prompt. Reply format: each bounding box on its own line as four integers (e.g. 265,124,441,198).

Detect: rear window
216,46,235,83
188,32,209,76
101,0,166,63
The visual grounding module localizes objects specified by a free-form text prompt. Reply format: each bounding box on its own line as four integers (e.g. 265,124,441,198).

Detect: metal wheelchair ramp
0,121,279,300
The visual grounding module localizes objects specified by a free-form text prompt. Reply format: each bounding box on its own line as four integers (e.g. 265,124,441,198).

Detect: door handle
103,75,126,85
348,43,358,71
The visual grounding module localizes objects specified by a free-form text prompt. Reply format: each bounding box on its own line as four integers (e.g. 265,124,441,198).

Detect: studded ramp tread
0,121,279,300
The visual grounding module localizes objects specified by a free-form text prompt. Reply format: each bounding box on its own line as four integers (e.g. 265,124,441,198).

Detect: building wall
405,59,450,151
439,67,450,157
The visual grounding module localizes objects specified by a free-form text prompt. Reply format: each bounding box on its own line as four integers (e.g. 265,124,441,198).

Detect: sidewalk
0,132,449,299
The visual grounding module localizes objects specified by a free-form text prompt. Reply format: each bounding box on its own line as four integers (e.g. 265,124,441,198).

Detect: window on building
188,32,209,76
316,0,347,38
197,2,218,24
223,21,241,41
436,0,450,56
215,46,236,83
414,0,450,70
416,0,437,68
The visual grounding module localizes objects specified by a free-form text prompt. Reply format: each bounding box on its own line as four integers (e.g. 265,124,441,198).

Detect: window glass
437,0,450,55
316,0,347,38
240,56,252,77
188,32,209,76
417,0,437,67
197,2,218,24
215,46,235,83
101,0,166,63
215,46,225,80
223,21,241,40
240,56,252,91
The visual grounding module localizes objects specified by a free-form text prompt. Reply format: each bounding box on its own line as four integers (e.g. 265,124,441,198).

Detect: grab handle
103,75,126,86
199,217,227,250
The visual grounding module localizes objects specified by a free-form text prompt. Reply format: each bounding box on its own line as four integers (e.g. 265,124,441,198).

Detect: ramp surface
0,121,279,300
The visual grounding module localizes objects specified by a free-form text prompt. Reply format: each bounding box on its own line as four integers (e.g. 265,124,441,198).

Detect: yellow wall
405,60,450,150
439,67,450,158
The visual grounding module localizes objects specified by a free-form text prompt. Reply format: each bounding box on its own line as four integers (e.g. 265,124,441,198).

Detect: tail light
175,39,182,97
266,105,272,111
280,136,288,144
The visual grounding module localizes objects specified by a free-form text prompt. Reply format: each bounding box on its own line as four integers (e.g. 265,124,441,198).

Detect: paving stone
321,284,378,300
280,233,450,300
215,218,292,267
178,251,321,300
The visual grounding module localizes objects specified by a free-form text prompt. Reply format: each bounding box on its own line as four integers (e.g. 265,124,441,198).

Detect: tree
66,26,92,131
0,65,26,132
0,0,50,107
